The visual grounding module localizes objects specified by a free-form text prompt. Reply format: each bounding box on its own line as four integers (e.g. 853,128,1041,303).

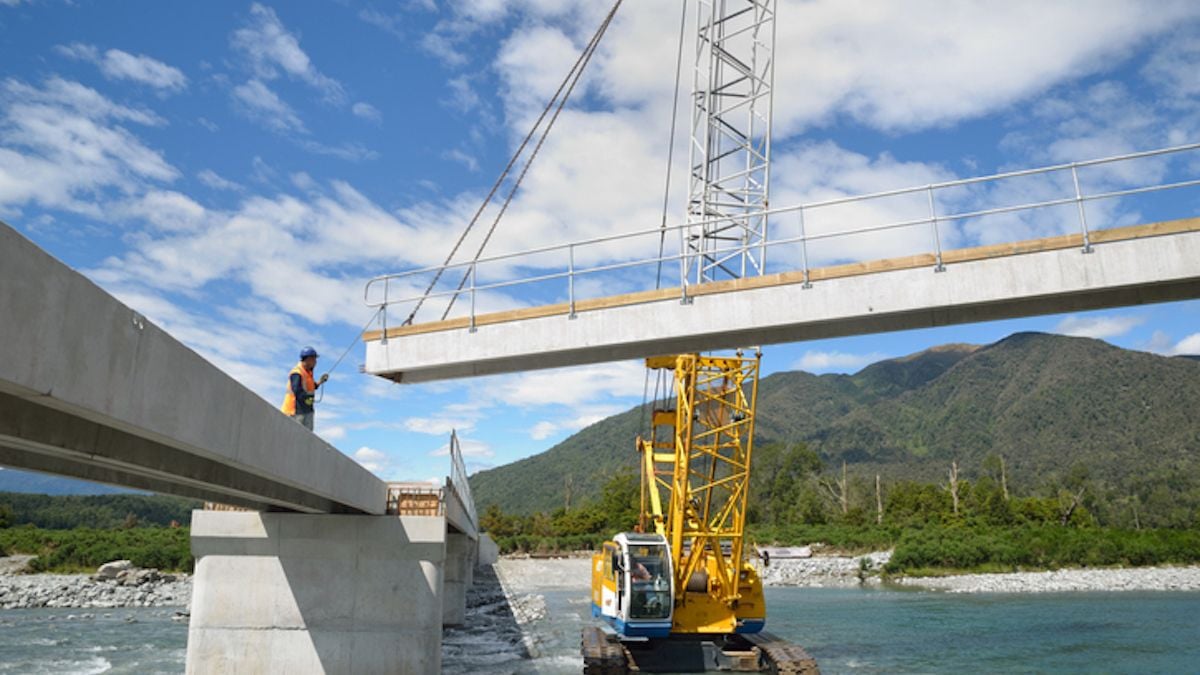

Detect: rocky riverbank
892,565,1200,593
0,559,191,609
760,551,892,587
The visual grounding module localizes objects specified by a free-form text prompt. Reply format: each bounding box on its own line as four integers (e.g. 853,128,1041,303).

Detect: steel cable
402,0,624,326
440,0,625,320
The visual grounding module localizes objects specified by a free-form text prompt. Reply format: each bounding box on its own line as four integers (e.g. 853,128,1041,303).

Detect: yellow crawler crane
583,353,819,674
640,353,765,635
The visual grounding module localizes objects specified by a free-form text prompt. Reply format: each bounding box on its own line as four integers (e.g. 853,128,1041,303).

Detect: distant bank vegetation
480,442,1200,574
0,492,198,573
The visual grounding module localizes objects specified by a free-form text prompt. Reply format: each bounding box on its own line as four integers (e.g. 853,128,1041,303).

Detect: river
1,585,1198,673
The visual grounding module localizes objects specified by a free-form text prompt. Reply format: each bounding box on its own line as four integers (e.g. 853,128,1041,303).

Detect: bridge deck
0,221,385,513
364,218,1200,383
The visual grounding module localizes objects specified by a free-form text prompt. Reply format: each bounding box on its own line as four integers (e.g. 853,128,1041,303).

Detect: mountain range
470,332,1200,515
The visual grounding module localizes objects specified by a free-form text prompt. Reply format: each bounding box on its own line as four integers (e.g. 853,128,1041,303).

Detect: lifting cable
440,0,625,321
402,0,625,327
315,306,383,403
639,0,690,437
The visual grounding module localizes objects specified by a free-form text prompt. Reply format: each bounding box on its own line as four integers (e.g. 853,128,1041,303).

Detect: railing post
926,185,946,272
568,244,577,319
1070,163,1093,253
679,226,692,305
468,263,477,333
798,206,811,289
380,278,389,345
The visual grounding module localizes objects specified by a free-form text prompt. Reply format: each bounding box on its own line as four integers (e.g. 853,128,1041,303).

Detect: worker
280,346,329,431
631,560,652,582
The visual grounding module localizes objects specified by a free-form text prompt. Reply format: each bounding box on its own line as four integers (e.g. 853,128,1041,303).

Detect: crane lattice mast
684,0,777,285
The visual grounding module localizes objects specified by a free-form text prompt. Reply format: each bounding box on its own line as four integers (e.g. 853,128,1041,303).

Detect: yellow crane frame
638,353,761,628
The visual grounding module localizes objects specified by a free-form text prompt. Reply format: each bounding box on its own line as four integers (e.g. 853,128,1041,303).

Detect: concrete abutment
186,510,447,674
442,531,476,627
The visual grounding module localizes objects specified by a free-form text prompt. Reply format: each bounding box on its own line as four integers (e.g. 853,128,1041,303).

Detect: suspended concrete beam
0,220,385,514
364,219,1200,383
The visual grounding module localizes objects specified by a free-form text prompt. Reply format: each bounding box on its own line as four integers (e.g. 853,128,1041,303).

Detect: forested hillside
470,333,1200,527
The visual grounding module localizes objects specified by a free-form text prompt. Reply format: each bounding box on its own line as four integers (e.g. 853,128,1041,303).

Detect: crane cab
591,533,673,638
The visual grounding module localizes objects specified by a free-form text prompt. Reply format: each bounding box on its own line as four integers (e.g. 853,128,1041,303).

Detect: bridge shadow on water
441,563,531,674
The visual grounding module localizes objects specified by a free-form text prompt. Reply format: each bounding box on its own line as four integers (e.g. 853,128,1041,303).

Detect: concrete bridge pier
185,510,446,674
442,531,476,626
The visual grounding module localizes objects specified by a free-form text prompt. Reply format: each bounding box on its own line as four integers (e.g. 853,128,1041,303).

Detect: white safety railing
365,143,1200,333
447,430,477,531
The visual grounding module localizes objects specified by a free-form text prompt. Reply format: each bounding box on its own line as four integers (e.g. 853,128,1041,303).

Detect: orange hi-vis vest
280,362,316,415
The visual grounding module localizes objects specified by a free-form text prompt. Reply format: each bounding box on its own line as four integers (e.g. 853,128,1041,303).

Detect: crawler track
747,632,820,674
581,625,627,674
580,627,820,674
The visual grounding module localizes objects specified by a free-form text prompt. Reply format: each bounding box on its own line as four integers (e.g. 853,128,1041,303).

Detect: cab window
627,544,670,620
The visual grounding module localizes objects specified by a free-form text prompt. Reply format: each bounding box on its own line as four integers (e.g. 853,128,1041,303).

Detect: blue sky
2,1,1198,485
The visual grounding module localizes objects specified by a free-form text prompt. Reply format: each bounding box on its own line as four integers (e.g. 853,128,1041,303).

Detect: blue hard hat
300,346,319,359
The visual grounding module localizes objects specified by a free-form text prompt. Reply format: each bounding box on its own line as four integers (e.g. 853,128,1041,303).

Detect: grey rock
96,560,134,579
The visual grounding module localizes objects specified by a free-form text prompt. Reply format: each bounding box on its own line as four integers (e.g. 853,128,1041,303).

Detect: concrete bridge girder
0,221,384,513
365,224,1200,382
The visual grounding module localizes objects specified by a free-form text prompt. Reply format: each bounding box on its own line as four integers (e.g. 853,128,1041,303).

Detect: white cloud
443,75,481,113
1170,333,1200,355
290,171,316,191
430,437,494,458
795,350,889,374
232,3,346,105
768,0,1200,135
488,361,645,408
318,425,346,441
1054,314,1145,340
230,83,376,161
442,148,478,172
1142,31,1200,100
117,189,209,232
232,79,305,134
353,446,391,474
418,1,1199,135
296,138,378,162
405,417,473,436
530,420,556,441
197,169,242,192
82,46,187,92
358,8,405,39
530,420,557,440
58,43,188,92
0,78,175,216
420,33,469,68
351,101,381,122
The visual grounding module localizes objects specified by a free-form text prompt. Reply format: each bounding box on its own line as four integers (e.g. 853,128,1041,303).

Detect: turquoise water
1,588,1198,673
527,587,1200,674
766,587,1200,674
0,608,186,674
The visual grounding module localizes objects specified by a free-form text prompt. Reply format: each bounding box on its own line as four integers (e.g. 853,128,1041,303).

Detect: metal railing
365,142,1200,332
446,430,477,530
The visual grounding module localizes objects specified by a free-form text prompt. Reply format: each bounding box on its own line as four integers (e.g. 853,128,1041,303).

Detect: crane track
581,625,627,674
747,632,821,675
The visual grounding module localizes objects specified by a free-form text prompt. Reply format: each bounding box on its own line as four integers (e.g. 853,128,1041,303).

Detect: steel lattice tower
683,0,776,285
